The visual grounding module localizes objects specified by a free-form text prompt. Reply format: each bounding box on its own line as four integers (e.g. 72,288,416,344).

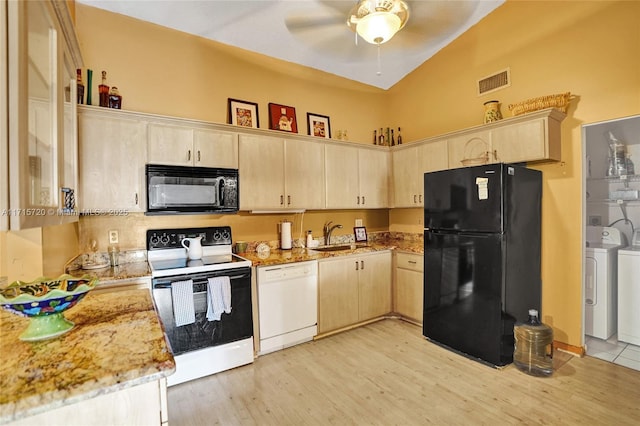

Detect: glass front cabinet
5,0,82,230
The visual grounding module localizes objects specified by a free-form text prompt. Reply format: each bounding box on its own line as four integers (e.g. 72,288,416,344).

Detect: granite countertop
241,237,423,267
0,289,175,424
67,261,151,286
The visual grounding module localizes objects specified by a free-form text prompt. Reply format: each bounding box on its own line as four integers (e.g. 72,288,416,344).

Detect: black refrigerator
422,163,542,367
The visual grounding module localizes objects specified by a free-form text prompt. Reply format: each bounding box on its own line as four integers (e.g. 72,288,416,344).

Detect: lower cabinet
7,378,168,426
318,251,391,334
394,252,424,324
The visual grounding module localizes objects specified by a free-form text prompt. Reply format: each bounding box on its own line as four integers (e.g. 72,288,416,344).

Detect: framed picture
228,98,259,129
307,112,331,139
268,103,298,133
354,226,367,243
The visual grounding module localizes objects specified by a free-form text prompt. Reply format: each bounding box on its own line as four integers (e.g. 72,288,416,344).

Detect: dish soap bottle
306,230,313,248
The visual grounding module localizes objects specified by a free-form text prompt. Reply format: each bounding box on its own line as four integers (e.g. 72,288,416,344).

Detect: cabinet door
238,134,285,210
491,118,548,163
325,143,359,208
284,139,325,209
447,131,493,169
392,145,421,207
358,148,389,208
318,257,359,334
79,111,147,211
194,128,238,168
395,253,424,323
147,123,193,166
358,252,392,321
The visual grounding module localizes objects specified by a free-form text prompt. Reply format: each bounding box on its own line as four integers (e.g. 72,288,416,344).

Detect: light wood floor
168,319,640,425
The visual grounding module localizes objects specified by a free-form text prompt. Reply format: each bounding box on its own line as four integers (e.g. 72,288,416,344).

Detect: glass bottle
378,128,384,145
98,70,110,107
391,129,395,146
397,127,403,145
76,69,84,104
373,129,377,145
108,86,122,109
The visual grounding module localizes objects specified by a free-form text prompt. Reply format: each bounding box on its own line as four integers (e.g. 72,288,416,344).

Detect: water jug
181,236,203,260
514,309,554,377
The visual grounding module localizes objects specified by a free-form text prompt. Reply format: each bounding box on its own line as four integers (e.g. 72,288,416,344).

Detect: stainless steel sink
309,244,354,252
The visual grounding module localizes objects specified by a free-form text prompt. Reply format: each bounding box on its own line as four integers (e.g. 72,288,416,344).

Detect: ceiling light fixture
347,0,410,45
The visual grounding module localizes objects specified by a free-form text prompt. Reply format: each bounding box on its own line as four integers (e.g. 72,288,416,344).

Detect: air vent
477,68,511,96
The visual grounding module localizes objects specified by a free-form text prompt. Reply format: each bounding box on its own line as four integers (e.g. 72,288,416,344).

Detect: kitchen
1,0,640,424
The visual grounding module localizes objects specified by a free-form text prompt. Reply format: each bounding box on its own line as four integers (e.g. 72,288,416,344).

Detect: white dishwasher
257,260,318,355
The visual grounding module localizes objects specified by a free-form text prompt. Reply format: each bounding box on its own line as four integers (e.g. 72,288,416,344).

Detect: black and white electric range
147,226,253,387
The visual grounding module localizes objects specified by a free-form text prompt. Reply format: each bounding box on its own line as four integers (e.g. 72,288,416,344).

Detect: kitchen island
0,289,175,425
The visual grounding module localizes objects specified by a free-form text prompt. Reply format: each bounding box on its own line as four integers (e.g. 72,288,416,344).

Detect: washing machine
584,226,625,339
618,230,640,346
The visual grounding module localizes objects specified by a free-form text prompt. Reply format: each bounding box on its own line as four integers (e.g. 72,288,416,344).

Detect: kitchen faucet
323,221,343,245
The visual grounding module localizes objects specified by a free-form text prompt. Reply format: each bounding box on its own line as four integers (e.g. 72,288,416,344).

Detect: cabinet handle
414,194,417,203
408,260,417,264
287,195,291,205
355,261,359,271
197,150,201,162
280,195,284,205
357,196,360,205
419,195,422,203
135,193,139,205
187,150,191,161
362,196,365,205
360,260,364,270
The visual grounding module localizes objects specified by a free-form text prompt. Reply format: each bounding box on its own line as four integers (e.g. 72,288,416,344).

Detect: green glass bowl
0,274,97,341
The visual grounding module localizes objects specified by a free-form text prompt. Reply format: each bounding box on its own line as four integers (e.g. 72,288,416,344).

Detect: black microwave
145,164,239,215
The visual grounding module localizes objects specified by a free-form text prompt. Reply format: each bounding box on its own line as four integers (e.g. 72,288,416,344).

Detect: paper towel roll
280,221,292,250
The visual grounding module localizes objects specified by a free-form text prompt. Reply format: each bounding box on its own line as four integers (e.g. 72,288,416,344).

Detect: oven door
152,267,252,356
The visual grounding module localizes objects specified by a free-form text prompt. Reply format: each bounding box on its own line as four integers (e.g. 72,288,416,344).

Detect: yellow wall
74,5,388,144
63,0,639,349
388,0,640,347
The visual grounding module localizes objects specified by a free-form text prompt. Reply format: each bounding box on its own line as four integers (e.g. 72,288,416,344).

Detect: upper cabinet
78,107,147,212
5,0,83,230
147,122,238,169
392,140,448,207
239,134,325,210
325,143,389,209
447,108,565,169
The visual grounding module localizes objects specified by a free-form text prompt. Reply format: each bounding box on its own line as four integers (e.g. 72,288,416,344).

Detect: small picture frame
228,98,259,129
354,226,367,243
307,113,331,139
268,103,298,133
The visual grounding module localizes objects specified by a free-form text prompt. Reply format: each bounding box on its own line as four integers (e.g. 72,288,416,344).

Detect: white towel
171,279,195,327
206,276,232,321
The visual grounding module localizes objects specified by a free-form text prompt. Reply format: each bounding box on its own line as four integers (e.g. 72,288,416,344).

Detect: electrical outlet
108,230,119,244
355,219,363,227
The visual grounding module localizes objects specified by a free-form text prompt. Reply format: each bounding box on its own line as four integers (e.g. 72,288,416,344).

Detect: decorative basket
508,92,571,116
460,137,491,167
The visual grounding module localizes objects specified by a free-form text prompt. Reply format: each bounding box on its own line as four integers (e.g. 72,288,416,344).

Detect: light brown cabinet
78,107,147,212
239,134,325,210
318,251,392,334
394,252,424,323
325,143,389,208
147,122,238,169
392,140,448,207
447,108,565,169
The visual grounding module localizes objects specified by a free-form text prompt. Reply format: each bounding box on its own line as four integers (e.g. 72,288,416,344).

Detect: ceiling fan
346,0,410,45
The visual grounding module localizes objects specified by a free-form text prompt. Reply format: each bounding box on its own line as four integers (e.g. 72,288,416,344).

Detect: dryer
618,230,640,346
585,226,625,340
